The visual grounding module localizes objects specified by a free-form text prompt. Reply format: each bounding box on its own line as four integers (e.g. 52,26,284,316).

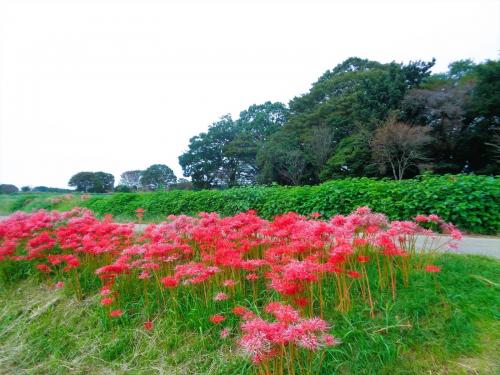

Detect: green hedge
80,175,500,234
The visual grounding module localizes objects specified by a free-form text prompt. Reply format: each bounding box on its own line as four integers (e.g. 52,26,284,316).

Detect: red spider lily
220,327,230,339
357,255,370,263
36,264,52,273
210,314,225,324
213,292,228,301
161,276,178,288
109,309,123,318
425,265,441,273
143,320,154,330
0,206,462,373
347,270,362,279
54,281,65,289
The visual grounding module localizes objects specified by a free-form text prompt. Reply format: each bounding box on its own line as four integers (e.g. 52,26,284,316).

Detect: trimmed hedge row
81,175,500,234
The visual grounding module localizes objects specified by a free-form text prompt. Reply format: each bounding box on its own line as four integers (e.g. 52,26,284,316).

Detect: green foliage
179,102,288,188
0,184,19,194
81,175,500,234
68,171,115,193
140,164,177,191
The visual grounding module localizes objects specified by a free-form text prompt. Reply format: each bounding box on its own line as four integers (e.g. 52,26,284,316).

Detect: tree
114,184,132,193
69,172,96,193
0,184,19,194
257,57,435,184
68,171,114,193
119,170,143,191
141,164,177,191
21,186,31,192
179,103,288,189
400,82,473,173
371,120,432,180
93,172,115,193
320,131,376,180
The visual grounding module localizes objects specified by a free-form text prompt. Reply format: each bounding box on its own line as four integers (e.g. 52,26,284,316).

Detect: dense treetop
179,57,499,188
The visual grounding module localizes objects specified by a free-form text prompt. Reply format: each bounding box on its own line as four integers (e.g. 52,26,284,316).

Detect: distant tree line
178,57,499,187
66,164,192,193
0,184,74,194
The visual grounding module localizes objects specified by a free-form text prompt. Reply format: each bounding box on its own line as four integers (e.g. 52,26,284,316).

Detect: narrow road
1,216,499,258
134,223,500,258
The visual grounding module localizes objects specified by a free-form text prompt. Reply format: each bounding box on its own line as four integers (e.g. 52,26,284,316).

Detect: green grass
0,254,498,374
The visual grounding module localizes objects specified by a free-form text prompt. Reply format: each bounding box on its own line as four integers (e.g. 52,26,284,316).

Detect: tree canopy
68,172,115,193
179,57,499,186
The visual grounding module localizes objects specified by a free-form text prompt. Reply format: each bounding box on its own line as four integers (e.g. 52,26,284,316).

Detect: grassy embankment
0,254,498,374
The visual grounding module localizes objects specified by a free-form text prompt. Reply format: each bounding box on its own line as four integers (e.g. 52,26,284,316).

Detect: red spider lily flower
100,287,112,296
161,276,178,288
347,270,361,279
425,265,441,273
213,292,228,301
310,212,322,219
143,320,154,330
415,214,429,223
428,214,441,223
210,314,225,324
357,255,370,263
101,297,114,306
293,297,309,307
54,281,65,289
109,309,123,318
36,264,51,273
223,279,237,287
135,208,145,214
354,238,368,246
246,273,259,281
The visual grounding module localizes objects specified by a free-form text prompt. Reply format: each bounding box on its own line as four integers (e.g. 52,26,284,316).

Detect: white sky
0,0,499,188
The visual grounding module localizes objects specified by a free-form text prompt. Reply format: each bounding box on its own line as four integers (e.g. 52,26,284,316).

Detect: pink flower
220,327,230,339
223,279,237,287
246,273,259,281
55,281,65,289
415,215,429,223
213,292,229,301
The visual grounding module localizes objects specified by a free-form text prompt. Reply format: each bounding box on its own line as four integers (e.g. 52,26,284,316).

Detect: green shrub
80,175,499,234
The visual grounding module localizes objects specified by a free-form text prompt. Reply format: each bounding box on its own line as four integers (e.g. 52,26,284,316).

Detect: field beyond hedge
82,175,499,234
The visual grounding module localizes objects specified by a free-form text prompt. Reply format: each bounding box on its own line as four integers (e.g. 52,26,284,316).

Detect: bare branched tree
371,120,432,180
485,130,500,163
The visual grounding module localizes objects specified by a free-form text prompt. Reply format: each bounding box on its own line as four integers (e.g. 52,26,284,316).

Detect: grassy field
1,254,498,374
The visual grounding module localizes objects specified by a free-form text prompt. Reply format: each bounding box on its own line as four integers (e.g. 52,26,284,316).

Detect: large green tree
68,172,114,193
179,102,288,188
141,164,177,191
258,57,434,184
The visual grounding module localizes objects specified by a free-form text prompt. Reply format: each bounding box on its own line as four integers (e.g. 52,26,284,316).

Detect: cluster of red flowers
0,206,460,371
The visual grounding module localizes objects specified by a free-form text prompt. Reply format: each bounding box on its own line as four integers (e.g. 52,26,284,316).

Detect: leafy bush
81,175,499,234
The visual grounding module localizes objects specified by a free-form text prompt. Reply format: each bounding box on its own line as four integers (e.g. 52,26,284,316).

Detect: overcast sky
0,0,499,188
